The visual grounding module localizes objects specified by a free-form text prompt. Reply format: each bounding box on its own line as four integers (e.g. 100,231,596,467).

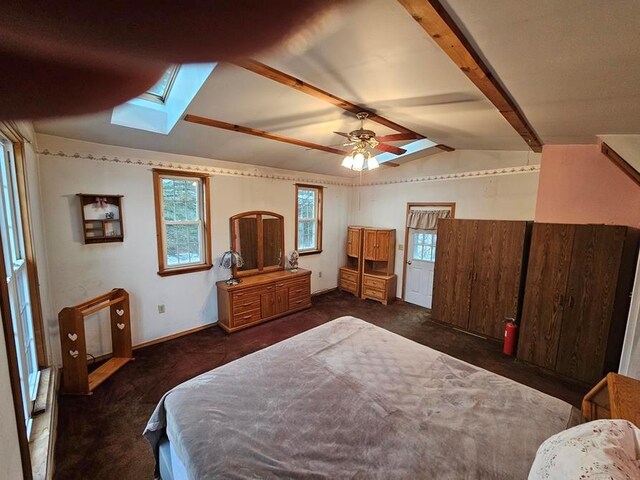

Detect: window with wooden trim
295,184,323,255
153,169,212,276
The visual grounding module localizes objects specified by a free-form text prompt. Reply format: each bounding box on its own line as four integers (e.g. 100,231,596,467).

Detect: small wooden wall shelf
58,289,133,395
78,194,124,244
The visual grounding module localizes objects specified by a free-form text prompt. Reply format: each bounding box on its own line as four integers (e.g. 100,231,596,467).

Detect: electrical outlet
158,304,166,314
318,271,322,278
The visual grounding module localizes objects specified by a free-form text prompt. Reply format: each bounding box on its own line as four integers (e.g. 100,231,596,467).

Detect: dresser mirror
231,211,284,277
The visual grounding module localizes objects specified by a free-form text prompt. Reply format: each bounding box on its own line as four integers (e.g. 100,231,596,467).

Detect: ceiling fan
334,112,419,171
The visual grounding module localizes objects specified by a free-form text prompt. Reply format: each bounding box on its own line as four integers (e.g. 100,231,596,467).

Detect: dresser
217,269,311,333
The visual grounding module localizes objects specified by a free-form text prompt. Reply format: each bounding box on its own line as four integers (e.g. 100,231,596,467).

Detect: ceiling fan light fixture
367,155,379,170
341,155,354,168
353,152,365,171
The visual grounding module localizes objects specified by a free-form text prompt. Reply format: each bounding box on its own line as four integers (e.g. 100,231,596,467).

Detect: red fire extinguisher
503,318,518,356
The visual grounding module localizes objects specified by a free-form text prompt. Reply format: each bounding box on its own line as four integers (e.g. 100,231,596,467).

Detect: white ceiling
35,0,640,177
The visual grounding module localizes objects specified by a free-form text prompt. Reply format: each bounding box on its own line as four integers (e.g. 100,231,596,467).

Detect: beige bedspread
144,316,579,479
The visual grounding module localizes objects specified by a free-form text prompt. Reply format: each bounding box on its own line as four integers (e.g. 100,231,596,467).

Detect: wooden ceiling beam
601,142,640,187
397,0,543,152
232,59,424,138
184,114,350,156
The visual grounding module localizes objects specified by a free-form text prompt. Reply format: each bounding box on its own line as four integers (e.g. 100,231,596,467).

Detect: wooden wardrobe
517,224,639,384
339,226,397,304
361,228,396,305
431,219,530,340
339,226,364,296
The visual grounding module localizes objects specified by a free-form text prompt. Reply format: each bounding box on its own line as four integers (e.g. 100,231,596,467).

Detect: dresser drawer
363,275,386,290
232,308,261,327
340,269,358,283
363,286,385,301
232,296,262,314
340,278,358,293
231,285,272,300
276,275,310,290
289,283,311,300
289,296,311,310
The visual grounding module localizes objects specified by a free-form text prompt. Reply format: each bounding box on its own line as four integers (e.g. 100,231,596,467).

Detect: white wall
0,311,24,480
37,135,351,365
351,149,541,297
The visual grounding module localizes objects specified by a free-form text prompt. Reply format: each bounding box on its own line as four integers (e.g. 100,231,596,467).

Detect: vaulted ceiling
34,0,640,177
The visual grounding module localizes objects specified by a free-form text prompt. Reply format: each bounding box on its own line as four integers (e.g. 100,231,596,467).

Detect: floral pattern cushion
529,419,640,479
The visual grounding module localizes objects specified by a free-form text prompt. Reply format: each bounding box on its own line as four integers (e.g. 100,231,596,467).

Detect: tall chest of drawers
217,269,311,333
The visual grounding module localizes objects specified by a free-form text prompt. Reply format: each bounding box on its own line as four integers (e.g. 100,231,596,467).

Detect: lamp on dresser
219,250,244,285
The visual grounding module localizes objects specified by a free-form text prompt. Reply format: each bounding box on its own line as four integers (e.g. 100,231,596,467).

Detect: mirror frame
230,210,285,278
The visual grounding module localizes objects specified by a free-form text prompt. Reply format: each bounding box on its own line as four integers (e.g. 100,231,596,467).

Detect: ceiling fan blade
374,143,407,155
375,132,421,142
333,131,351,138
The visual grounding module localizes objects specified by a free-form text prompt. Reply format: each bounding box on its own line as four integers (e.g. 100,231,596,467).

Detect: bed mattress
145,316,579,479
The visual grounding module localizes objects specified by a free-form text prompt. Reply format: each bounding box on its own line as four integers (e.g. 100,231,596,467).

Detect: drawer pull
242,314,252,320
242,302,253,307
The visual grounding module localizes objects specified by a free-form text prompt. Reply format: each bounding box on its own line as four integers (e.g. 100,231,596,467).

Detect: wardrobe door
517,224,574,370
431,219,476,328
375,230,391,261
468,221,527,339
347,228,360,257
555,225,626,384
363,229,377,260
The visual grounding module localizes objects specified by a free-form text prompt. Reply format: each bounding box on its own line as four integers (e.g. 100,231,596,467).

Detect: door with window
405,230,437,308
0,140,38,435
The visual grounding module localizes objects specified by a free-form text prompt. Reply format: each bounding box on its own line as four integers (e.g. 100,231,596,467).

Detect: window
142,65,180,103
153,169,212,276
412,231,437,262
0,139,38,436
295,184,323,254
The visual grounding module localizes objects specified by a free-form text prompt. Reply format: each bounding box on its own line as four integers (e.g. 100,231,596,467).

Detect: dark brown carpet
54,290,588,479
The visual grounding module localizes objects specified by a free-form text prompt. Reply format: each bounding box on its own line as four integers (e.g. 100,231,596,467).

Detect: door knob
407,260,412,265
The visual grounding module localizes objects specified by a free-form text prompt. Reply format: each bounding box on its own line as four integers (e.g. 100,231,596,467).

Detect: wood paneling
468,221,527,339
432,219,477,328
555,226,626,384
518,224,574,369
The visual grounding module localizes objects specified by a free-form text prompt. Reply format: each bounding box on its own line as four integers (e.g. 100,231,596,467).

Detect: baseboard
86,323,218,365
133,323,216,351
312,287,338,297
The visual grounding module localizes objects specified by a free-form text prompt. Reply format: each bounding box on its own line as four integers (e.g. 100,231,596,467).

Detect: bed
144,317,581,479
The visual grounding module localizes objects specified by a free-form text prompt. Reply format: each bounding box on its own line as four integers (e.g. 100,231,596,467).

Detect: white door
405,230,437,308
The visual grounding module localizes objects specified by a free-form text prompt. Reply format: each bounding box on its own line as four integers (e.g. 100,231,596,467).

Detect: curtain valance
406,209,450,230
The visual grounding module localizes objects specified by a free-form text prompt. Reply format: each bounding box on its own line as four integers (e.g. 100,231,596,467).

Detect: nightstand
582,372,640,426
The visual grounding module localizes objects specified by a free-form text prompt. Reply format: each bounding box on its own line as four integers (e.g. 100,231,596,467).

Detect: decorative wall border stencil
355,164,541,187
38,149,540,188
37,149,353,187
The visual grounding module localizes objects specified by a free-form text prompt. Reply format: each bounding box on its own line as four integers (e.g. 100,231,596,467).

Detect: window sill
299,250,322,256
30,367,58,480
157,263,213,277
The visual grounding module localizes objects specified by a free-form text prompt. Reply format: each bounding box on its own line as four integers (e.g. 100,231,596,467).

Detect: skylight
142,65,180,103
111,63,217,135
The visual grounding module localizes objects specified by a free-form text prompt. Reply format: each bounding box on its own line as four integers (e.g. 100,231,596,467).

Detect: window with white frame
412,231,437,262
295,184,322,254
153,170,212,275
0,138,38,435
